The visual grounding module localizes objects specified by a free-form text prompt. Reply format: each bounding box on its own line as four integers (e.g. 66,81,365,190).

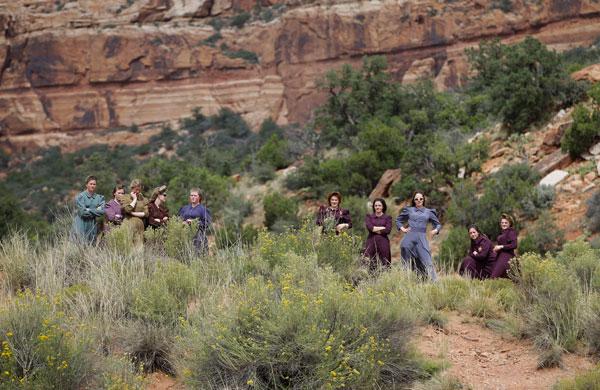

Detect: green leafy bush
553,365,600,389
512,253,583,362
437,226,470,273
230,11,251,28
467,37,580,133
518,211,564,256
561,104,600,158
176,263,431,389
0,233,35,291
0,291,92,388
256,134,291,169
263,193,299,231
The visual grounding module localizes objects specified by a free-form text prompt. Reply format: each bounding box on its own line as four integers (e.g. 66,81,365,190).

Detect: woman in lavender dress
316,192,352,235
490,214,518,278
104,185,124,232
459,225,496,279
363,198,392,270
396,191,441,281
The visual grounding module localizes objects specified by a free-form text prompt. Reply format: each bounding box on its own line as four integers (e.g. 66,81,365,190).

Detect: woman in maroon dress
363,198,392,271
316,192,352,235
490,214,518,278
148,185,169,229
459,225,496,279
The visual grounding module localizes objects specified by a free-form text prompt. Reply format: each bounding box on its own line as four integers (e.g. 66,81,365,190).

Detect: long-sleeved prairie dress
119,193,149,244
316,206,352,235
104,198,123,232
396,206,442,281
459,234,496,279
178,204,212,253
72,191,105,244
363,213,392,270
148,202,169,229
490,227,518,278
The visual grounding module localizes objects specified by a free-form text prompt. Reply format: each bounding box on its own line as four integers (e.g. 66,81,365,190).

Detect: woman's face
114,188,125,199
131,185,141,195
468,228,479,240
86,180,97,194
159,193,167,202
374,201,384,214
413,193,424,207
329,196,340,208
500,218,510,230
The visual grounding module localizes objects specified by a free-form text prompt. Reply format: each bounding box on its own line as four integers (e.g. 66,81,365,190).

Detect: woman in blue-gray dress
396,191,441,281
72,175,105,244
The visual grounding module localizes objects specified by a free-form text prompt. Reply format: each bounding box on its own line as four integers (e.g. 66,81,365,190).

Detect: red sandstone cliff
1,0,600,151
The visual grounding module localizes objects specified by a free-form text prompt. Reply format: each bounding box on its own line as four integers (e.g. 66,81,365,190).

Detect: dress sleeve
342,209,352,229
429,209,442,232
383,215,392,235
502,230,518,251
142,201,149,218
148,204,160,226
89,196,105,217
121,195,135,214
75,194,92,218
473,238,492,261
200,207,212,230
105,202,117,222
365,214,374,232
316,206,325,226
396,207,409,230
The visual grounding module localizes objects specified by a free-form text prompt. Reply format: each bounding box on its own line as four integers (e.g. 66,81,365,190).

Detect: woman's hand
472,251,478,256
372,226,384,234
130,192,137,201
336,223,349,232
430,229,439,238
400,226,410,233
493,245,503,252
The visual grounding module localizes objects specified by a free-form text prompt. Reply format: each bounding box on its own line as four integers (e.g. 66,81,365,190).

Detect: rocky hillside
1,0,600,152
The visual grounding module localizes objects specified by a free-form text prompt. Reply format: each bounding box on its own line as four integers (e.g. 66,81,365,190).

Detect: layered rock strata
2,0,600,151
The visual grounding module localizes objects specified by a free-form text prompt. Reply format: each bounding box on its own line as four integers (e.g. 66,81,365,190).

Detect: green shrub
586,189,600,233
561,104,600,158
437,226,470,272
256,134,290,169
0,290,92,388
0,233,35,291
518,211,564,256
553,365,600,389
223,49,259,64
512,253,583,356
316,232,362,279
120,321,174,374
131,261,196,325
176,264,431,389
230,11,251,28
263,193,299,231
104,225,136,255
555,238,600,293
164,218,198,262
467,37,576,133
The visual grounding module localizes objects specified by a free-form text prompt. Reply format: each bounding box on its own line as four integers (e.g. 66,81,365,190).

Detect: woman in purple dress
104,185,125,232
459,225,496,279
316,192,352,235
490,214,518,278
363,198,392,271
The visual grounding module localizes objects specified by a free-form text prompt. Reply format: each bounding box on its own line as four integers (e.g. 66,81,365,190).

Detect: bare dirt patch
416,313,594,389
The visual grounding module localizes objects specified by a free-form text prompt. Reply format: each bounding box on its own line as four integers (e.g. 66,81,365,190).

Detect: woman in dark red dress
316,192,352,235
490,214,518,278
459,225,496,279
148,185,169,229
363,198,392,271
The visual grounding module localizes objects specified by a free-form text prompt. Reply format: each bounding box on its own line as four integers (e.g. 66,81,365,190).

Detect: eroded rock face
2,0,600,150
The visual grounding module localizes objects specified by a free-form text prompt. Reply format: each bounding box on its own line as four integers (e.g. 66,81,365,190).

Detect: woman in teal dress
72,175,105,244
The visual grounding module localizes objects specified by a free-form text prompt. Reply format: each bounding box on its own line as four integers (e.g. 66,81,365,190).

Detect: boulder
369,168,401,199
542,121,571,149
533,149,572,176
539,170,569,187
590,142,600,156
572,64,600,83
